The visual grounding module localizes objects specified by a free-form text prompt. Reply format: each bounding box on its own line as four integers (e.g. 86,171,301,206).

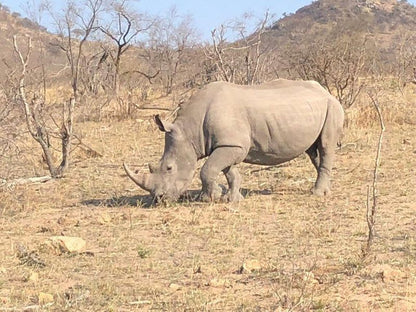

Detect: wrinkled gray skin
124,79,344,202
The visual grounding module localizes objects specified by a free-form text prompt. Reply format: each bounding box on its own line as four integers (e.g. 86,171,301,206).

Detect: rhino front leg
200,146,246,202
223,166,244,202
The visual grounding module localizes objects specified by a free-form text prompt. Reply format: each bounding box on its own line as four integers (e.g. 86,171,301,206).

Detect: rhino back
175,80,335,164
203,81,331,164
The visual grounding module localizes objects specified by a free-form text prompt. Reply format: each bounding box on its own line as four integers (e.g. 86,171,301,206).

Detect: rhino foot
311,186,331,196
223,191,244,202
199,184,223,202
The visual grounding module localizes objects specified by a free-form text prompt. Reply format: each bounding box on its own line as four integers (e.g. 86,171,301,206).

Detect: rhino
124,79,344,202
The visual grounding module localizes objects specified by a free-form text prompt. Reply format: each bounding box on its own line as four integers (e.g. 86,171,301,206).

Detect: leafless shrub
146,7,200,96
205,11,274,85
285,34,370,109
392,32,416,93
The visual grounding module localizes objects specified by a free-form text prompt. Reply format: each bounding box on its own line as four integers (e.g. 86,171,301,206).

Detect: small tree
205,11,273,85
99,0,153,95
147,7,199,95
13,35,61,177
392,32,416,92
362,87,385,257
12,0,103,178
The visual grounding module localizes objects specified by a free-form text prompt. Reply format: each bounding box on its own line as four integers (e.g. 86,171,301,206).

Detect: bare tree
0,77,20,160
205,11,273,85
99,0,153,95
147,7,199,96
207,25,235,83
232,11,272,85
11,0,103,178
13,35,59,177
49,0,102,174
392,32,416,92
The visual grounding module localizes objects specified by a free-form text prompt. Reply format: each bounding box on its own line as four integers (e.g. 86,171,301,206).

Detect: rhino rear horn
148,163,157,173
123,163,153,192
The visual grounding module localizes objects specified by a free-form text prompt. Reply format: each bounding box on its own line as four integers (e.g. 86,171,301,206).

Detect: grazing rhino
124,79,344,202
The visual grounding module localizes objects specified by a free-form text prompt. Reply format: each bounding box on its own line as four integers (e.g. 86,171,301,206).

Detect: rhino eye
166,165,173,172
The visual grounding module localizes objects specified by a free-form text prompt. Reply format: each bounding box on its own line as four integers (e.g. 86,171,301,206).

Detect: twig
72,134,103,158
364,92,385,256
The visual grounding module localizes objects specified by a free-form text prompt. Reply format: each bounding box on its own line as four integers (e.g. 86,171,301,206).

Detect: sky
0,0,314,40
1,0,416,41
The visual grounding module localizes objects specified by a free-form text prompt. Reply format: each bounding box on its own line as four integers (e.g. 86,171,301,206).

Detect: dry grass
1,92,416,311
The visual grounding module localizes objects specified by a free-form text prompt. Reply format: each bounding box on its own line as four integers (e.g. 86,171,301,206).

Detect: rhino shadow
81,190,203,208
81,195,154,208
81,188,273,208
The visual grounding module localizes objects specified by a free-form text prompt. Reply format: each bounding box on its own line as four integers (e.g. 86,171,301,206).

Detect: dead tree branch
13,35,59,177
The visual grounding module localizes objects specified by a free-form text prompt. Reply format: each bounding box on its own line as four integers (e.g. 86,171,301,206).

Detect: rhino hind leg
311,142,333,196
306,141,320,172
311,100,344,196
200,146,246,202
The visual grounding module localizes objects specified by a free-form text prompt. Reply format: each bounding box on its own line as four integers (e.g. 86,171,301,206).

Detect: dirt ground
1,111,416,311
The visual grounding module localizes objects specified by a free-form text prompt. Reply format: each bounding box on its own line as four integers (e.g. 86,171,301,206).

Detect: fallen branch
132,103,172,111
1,176,52,187
0,303,54,311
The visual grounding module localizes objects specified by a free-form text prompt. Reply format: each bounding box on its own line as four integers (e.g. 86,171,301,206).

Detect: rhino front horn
123,162,153,192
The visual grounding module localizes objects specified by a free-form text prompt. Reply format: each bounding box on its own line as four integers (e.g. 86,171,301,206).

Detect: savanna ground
1,88,416,311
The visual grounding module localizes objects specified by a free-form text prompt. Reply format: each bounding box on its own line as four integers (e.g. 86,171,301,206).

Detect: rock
29,271,39,282
42,236,86,255
97,212,112,224
57,216,81,228
208,278,232,288
38,292,54,305
169,283,182,291
302,272,319,285
242,259,262,273
0,296,10,305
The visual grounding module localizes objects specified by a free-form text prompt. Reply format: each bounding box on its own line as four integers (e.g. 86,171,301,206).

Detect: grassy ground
1,108,416,311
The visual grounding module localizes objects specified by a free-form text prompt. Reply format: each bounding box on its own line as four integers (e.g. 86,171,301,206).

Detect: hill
262,0,416,72
270,0,416,38
247,0,416,108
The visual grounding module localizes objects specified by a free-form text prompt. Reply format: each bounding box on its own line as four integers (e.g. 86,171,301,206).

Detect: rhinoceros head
124,115,197,201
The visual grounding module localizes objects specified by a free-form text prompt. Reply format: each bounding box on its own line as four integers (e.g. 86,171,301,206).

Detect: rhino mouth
151,192,181,205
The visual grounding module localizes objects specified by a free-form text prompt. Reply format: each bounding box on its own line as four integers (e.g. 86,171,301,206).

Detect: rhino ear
154,114,174,132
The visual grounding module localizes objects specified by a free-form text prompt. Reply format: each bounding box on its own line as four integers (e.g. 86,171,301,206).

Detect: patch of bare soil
1,118,415,311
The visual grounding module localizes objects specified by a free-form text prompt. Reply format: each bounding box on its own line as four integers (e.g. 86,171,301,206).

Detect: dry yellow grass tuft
1,90,416,311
